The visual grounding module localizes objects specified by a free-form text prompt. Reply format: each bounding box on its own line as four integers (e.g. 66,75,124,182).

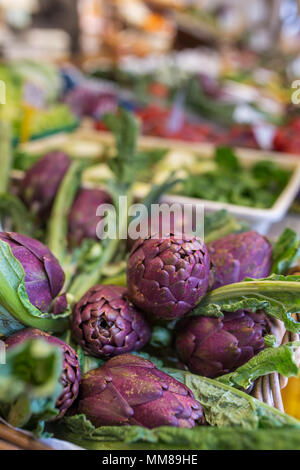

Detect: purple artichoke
68,188,112,247
0,232,66,314
208,231,272,290
175,310,271,378
127,236,211,320
77,354,205,428
5,328,80,419
21,151,71,221
72,285,151,358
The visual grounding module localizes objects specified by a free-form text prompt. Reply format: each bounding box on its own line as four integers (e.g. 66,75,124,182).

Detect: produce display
0,61,77,143
171,147,292,209
86,49,300,155
1,109,300,450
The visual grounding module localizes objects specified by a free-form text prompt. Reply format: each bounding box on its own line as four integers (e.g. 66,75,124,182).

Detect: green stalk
193,275,300,333
102,272,127,287
68,237,120,301
69,189,132,302
47,161,86,268
200,279,300,304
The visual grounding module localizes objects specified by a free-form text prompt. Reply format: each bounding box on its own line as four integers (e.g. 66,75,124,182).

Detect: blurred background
1,0,300,417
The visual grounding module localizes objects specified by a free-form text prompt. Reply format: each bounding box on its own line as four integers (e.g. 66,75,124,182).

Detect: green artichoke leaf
271,228,300,275
217,341,300,389
167,369,300,430
192,274,300,332
0,338,62,435
58,414,300,450
0,239,70,335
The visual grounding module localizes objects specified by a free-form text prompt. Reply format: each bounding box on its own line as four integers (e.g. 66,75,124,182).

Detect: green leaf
142,172,182,212
215,146,240,172
0,338,62,435
0,239,69,335
192,274,300,333
167,369,300,430
272,228,300,275
58,414,300,450
218,341,300,389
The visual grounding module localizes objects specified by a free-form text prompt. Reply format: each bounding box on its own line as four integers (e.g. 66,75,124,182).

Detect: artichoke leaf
0,239,69,335
218,341,300,389
192,274,300,332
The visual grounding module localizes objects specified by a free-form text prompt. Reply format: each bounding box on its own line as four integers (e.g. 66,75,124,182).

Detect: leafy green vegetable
57,414,300,450
0,239,69,335
192,274,300,333
218,341,300,389
168,369,300,429
215,146,240,172
0,339,62,435
179,147,291,209
272,228,300,275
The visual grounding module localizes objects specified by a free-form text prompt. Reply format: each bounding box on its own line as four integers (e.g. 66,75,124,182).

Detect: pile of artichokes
1,115,285,434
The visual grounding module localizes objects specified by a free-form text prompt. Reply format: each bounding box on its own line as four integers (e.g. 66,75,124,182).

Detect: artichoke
127,235,211,320
21,151,71,221
68,188,112,247
77,354,205,428
0,232,66,314
72,285,151,358
5,328,80,418
208,231,272,290
175,310,271,378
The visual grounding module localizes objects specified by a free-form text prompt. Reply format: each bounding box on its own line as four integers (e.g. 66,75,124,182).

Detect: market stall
0,0,300,453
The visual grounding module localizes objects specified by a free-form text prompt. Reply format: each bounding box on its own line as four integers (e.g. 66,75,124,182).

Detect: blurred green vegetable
179,147,291,209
